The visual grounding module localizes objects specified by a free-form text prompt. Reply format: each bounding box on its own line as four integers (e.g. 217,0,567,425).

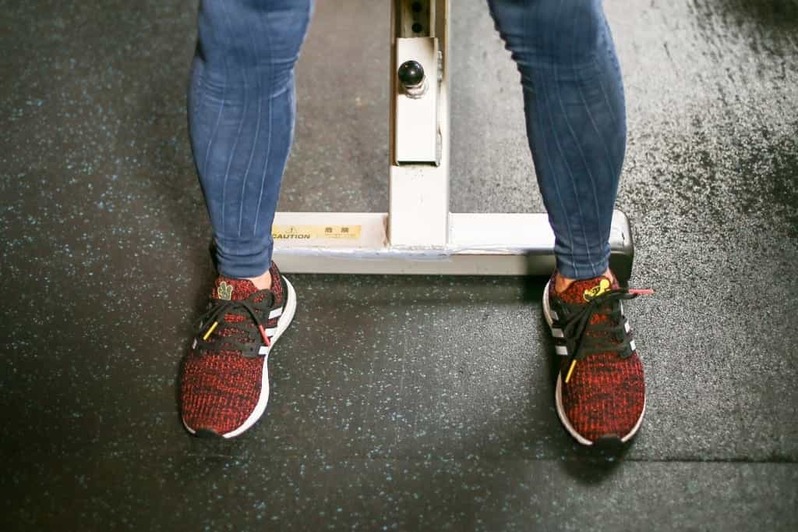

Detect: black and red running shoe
543,271,652,445
180,262,296,438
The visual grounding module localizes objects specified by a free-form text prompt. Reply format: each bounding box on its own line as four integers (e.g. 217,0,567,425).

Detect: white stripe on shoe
222,276,297,439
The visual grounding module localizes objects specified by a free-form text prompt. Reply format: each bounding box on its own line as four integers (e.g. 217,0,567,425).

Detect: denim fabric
487,0,627,279
189,0,314,278
189,0,625,280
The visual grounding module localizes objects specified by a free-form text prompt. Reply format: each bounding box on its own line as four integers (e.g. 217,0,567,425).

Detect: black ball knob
398,60,425,88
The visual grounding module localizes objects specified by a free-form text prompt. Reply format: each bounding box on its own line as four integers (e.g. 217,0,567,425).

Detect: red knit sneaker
180,262,296,438
542,272,652,445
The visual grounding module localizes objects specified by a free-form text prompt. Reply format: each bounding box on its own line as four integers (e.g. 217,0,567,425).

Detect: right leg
181,0,313,439
189,0,314,281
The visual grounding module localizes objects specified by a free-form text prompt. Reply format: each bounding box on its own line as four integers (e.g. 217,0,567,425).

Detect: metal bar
272,210,634,281
389,0,450,247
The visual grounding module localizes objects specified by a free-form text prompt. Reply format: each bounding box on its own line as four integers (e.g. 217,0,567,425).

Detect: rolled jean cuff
214,236,273,279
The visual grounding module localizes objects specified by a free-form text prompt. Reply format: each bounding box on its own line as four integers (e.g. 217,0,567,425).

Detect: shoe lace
559,288,653,384
194,292,273,358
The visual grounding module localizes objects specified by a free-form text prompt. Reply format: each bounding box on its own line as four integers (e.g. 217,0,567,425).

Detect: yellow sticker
583,278,611,302
272,225,362,241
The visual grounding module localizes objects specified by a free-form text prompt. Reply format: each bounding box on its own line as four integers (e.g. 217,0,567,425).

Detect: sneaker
542,272,652,445
180,262,297,438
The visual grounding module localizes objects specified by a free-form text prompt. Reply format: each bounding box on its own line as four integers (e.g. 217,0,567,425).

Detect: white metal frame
272,0,634,279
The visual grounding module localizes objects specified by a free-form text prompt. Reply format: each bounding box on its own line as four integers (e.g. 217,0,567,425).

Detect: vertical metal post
388,0,451,248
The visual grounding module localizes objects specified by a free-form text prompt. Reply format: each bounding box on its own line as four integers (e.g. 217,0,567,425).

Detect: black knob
398,60,425,88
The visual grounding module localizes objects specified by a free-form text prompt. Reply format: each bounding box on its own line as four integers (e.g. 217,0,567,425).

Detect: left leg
487,0,626,283
488,0,646,447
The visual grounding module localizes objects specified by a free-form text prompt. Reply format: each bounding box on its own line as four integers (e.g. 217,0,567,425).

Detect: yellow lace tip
202,321,219,341
564,360,577,384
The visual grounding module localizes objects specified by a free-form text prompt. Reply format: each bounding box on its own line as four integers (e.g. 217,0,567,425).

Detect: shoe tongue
557,275,617,305
212,277,260,301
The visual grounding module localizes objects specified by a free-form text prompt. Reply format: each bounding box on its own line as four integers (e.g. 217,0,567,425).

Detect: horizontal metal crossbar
272,210,633,279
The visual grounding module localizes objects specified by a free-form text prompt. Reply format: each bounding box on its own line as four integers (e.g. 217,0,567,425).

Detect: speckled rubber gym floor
2,1,796,529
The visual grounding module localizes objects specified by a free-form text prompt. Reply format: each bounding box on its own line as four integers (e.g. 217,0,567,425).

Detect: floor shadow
534,279,638,485
692,0,798,55
560,439,634,485
716,0,798,30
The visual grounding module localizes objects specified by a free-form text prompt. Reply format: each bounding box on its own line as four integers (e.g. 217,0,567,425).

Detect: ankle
553,273,574,294
244,269,272,291
554,268,613,294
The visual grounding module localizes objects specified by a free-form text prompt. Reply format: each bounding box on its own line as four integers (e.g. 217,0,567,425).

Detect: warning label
272,225,362,241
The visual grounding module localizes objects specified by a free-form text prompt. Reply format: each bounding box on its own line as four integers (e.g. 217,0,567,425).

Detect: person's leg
489,0,646,447
487,0,626,287
180,0,313,439
189,0,314,287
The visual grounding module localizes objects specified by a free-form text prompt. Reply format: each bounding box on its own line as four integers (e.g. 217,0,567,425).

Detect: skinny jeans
189,0,626,279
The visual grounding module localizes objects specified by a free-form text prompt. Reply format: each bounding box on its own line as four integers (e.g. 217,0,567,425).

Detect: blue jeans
189,0,626,280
